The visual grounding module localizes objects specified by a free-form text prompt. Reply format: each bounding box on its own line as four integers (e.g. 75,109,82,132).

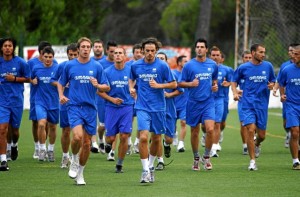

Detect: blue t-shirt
173,69,188,111
233,61,276,109
28,57,58,104
278,63,300,105
0,56,30,107
130,58,175,112
104,64,134,107
179,58,218,102
276,60,293,82
214,64,233,98
92,55,107,62
51,60,69,111
59,58,108,109
31,63,59,110
97,58,114,105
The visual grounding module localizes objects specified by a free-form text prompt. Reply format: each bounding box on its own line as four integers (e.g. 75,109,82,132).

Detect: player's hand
191,77,199,87
212,81,218,92
267,81,274,90
59,95,69,104
130,88,136,98
273,89,279,97
112,98,124,105
5,73,15,82
31,77,38,85
221,77,230,87
149,77,160,88
280,94,286,102
233,93,240,101
237,89,243,97
90,77,99,87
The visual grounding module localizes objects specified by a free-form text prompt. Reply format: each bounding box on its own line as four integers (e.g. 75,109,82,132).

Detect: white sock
7,143,11,150
0,154,7,162
48,144,55,151
40,143,46,151
293,158,299,164
157,157,164,163
243,144,247,148
77,165,85,176
148,154,156,168
141,158,149,172
35,142,39,150
250,159,255,164
134,137,140,145
63,152,69,157
128,137,132,145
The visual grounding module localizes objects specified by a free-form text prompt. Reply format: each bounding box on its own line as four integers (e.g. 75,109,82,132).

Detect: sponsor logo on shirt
39,76,51,83
290,78,300,85
249,75,267,82
89,70,94,75
139,73,158,81
111,80,128,88
74,75,91,83
195,73,212,80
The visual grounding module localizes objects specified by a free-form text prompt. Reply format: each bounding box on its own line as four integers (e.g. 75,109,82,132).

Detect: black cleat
115,164,124,173
0,161,9,171
105,144,112,154
163,141,171,158
11,146,18,161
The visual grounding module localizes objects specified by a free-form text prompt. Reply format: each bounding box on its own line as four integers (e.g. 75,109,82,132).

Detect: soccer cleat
177,142,185,152
75,173,86,185
216,143,222,152
155,162,165,171
248,162,258,171
210,150,219,158
201,136,206,147
61,155,70,169
292,162,300,170
203,156,213,170
105,144,112,154
6,150,12,161
107,151,115,161
33,149,39,159
0,161,9,171
99,143,105,154
140,170,150,183
39,150,47,162
192,157,200,171
163,141,171,158
69,160,79,179
90,142,99,153
133,143,139,154
115,164,124,173
149,167,155,183
11,146,18,161
243,147,248,155
126,144,132,155
47,151,55,162
255,145,261,158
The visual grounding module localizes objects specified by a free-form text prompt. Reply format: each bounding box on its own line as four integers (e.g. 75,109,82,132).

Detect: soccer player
92,40,118,160
232,43,276,170
58,37,110,185
129,37,177,183
0,37,30,171
278,44,300,169
31,47,59,162
237,50,252,155
92,39,107,61
51,43,78,168
28,41,57,159
209,46,232,157
273,43,299,148
155,52,183,170
173,55,188,153
98,47,134,173
178,38,218,171
125,43,143,155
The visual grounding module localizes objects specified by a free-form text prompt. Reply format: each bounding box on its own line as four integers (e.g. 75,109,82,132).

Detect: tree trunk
195,0,212,42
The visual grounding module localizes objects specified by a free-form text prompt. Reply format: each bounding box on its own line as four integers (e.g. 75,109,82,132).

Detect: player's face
252,46,265,63
156,54,167,62
133,48,143,60
107,46,116,61
114,48,125,64
195,42,207,58
79,41,92,58
210,50,222,64
93,42,104,56
180,57,188,67
144,44,157,63
1,40,14,57
67,50,78,60
43,53,54,67
288,46,294,59
242,54,252,63
292,49,300,65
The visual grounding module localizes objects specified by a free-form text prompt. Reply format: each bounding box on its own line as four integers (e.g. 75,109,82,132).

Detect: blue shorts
214,97,224,123
105,105,133,136
222,100,229,122
242,108,268,130
35,105,59,124
285,102,300,128
186,99,215,127
166,113,176,138
0,106,23,128
60,110,69,128
176,107,186,121
97,102,105,124
237,101,244,122
282,102,286,119
68,105,97,135
136,110,166,135
29,102,37,121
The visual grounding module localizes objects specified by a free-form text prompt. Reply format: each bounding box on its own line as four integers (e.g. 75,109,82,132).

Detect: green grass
2,109,299,197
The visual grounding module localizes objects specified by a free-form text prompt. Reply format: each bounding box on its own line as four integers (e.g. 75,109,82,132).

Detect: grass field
1,108,299,197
